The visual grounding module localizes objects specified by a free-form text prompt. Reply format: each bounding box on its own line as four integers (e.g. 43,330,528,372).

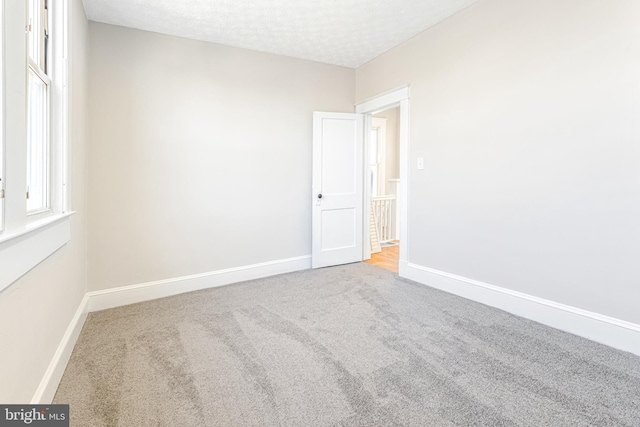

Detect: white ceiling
82,0,478,68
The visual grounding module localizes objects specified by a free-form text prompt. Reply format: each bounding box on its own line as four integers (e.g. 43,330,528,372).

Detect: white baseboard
31,294,89,404
86,255,312,312
38,257,636,406
403,263,640,356
31,255,311,404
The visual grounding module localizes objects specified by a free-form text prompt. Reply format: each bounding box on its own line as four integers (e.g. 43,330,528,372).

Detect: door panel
321,208,356,249
312,112,364,268
321,119,357,194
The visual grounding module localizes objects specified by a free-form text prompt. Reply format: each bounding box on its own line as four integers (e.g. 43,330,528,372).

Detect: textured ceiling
82,0,478,68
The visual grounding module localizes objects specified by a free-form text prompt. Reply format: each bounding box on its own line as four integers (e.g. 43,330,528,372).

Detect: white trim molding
355,85,410,114
404,263,640,356
0,214,73,292
87,255,312,312
31,295,89,404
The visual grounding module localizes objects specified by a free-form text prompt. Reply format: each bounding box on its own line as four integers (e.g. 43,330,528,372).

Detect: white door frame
355,86,410,276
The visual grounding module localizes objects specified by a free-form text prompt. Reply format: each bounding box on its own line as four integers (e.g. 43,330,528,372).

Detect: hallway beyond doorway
365,243,399,273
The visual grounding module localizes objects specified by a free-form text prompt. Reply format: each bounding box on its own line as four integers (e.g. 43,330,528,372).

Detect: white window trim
371,117,387,196
0,213,73,292
0,0,5,232
0,0,72,293
26,59,53,218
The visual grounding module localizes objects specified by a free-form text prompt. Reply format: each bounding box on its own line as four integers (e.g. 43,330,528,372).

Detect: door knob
317,194,323,199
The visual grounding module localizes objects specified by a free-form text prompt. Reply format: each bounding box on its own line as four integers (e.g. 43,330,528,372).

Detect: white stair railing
388,179,401,241
371,195,396,244
370,206,382,254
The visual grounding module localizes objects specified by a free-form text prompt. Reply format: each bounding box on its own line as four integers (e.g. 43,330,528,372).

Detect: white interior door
312,112,364,268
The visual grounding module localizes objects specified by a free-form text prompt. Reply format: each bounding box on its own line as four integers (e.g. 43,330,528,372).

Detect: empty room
1,0,639,425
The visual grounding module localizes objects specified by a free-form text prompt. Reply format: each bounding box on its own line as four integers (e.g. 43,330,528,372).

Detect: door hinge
0,189,4,199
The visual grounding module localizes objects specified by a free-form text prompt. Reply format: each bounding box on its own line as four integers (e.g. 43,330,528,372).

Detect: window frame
0,0,72,294
26,0,54,219
26,61,52,216
370,117,387,197
0,0,5,232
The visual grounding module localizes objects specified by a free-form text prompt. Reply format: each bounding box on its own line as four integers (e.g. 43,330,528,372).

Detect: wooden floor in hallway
365,243,399,273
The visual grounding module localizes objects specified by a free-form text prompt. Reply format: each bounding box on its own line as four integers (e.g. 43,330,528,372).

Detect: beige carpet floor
54,263,640,426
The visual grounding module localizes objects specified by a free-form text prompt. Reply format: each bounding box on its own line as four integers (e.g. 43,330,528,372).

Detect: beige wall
0,0,89,403
373,107,400,194
87,23,355,291
357,0,640,324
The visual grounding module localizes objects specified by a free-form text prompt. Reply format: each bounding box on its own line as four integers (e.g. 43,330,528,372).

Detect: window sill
0,212,76,293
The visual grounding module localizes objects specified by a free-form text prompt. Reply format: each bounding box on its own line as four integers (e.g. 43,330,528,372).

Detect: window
0,3,4,232
27,0,51,215
369,118,387,197
369,128,380,196
0,0,71,293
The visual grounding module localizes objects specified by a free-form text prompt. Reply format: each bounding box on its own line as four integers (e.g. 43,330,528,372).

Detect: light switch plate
417,157,424,170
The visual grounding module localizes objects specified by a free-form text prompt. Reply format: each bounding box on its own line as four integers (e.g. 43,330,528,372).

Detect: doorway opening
364,107,400,273
356,85,409,276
